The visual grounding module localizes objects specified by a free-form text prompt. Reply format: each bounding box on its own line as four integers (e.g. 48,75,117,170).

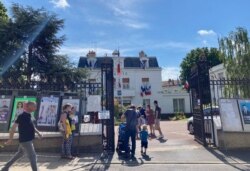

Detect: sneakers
157,135,164,139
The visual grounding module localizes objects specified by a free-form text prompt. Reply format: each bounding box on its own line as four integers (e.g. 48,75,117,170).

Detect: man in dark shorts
2,102,42,171
121,104,137,158
154,100,164,139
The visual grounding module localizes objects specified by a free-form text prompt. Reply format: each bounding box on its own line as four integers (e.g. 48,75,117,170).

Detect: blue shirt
124,109,137,130
140,130,148,142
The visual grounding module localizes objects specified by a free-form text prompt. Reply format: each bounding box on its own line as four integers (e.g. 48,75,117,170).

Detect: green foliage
180,47,222,83
219,27,250,79
0,4,87,85
0,2,8,22
219,27,250,98
170,112,186,121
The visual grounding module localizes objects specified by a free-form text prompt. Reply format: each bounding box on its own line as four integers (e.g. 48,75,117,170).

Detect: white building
209,63,226,106
160,80,191,116
78,50,163,110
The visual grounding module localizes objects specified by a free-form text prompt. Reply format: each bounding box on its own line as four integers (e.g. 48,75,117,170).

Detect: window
142,78,149,83
173,99,185,112
122,78,130,89
88,79,96,83
143,99,150,107
123,100,131,107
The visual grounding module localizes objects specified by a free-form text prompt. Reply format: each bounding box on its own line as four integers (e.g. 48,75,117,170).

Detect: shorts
141,141,148,148
155,119,160,129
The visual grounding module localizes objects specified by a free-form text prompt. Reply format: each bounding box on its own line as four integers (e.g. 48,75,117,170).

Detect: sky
2,0,250,81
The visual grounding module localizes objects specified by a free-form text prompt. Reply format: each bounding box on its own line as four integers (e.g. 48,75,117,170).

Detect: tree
219,27,250,79
219,27,250,97
0,4,87,86
0,1,8,22
180,47,222,84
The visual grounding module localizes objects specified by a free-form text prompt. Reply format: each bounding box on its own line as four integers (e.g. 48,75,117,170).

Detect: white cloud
197,29,216,36
161,67,180,81
202,40,208,45
50,0,70,9
59,46,114,58
152,41,194,51
99,0,148,29
112,6,138,18
123,19,148,29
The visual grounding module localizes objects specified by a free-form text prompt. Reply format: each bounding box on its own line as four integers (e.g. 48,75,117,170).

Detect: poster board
98,110,110,120
238,99,250,131
9,97,37,129
87,95,101,112
219,98,243,132
37,96,59,130
0,96,12,132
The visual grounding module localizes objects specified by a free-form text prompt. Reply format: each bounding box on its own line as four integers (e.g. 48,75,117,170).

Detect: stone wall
217,130,250,149
0,134,102,153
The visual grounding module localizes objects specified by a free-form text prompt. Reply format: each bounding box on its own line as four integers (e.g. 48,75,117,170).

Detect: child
140,124,149,155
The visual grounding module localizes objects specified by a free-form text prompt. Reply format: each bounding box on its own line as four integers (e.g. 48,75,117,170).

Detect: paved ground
1,120,250,171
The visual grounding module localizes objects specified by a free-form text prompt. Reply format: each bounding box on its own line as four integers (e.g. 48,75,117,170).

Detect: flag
117,63,121,76
184,80,189,90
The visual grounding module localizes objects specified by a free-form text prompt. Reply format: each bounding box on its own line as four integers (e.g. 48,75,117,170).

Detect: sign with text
98,110,110,120
219,98,243,132
37,96,59,127
238,99,250,131
87,95,101,112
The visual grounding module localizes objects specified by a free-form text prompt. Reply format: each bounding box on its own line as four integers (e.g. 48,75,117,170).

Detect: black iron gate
189,55,250,147
101,58,115,152
189,57,214,146
0,59,115,153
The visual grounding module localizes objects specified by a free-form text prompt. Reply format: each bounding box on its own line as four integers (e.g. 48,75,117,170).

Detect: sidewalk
1,121,250,171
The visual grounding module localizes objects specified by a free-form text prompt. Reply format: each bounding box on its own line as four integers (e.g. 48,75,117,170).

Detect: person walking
121,104,137,158
59,103,74,159
140,124,149,155
2,102,42,171
146,104,155,137
154,100,164,139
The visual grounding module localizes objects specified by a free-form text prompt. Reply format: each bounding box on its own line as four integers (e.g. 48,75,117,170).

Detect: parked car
187,107,220,134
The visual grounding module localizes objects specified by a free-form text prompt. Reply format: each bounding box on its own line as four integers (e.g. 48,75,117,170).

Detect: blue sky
2,0,250,80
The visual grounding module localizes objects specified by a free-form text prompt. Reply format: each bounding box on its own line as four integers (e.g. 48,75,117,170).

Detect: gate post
101,58,115,152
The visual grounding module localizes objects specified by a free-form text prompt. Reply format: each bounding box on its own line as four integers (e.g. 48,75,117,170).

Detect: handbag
58,120,64,131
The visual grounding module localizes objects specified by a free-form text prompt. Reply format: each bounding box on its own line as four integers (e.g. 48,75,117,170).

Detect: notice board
219,98,243,132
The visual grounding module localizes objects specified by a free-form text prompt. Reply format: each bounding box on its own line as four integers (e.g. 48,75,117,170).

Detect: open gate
189,57,214,146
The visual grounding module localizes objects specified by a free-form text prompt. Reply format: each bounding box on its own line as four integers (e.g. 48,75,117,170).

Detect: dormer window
86,50,97,69
87,58,97,69
139,50,149,69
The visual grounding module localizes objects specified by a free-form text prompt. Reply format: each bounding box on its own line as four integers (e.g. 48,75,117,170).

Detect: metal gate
189,57,214,146
0,58,115,152
189,56,250,147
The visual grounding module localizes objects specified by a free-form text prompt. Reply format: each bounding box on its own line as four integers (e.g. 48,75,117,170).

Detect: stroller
116,122,130,155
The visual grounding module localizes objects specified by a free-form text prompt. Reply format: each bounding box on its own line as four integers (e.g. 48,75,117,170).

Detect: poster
219,99,243,132
87,95,101,112
238,100,250,125
0,98,11,123
37,96,59,126
9,97,37,129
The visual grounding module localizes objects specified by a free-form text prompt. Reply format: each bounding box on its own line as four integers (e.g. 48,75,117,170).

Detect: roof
78,57,159,68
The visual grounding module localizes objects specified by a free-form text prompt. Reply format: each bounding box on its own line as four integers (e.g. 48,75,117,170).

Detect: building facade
209,63,226,106
78,50,163,110
160,80,191,116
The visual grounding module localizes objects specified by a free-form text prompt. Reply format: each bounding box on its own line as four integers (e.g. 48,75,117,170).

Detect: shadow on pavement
156,138,168,143
206,147,250,171
67,152,114,171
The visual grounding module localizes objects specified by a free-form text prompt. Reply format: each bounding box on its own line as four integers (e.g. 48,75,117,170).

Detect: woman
59,103,74,159
146,104,155,137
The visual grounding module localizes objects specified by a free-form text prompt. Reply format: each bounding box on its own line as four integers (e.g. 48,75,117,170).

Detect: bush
170,112,186,121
